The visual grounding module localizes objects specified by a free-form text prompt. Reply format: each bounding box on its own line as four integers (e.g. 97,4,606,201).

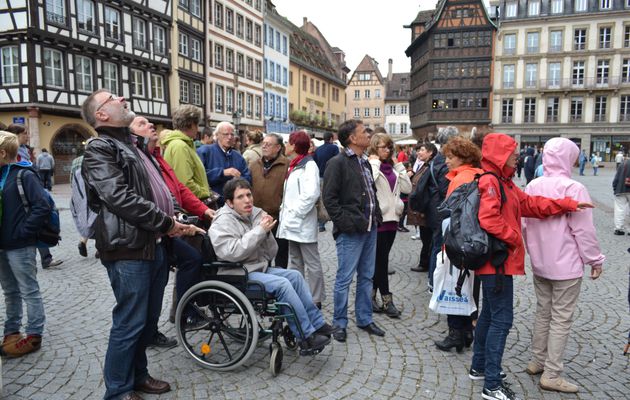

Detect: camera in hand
176,214,199,225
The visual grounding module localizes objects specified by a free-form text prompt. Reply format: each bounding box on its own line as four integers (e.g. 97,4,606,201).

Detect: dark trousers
447,275,481,330
398,202,408,227
373,230,396,295
418,226,433,269
39,169,52,190
272,225,288,268
102,244,168,400
171,237,202,306
428,228,443,287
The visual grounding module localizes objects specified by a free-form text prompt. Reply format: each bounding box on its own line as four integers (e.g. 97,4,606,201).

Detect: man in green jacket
162,105,211,201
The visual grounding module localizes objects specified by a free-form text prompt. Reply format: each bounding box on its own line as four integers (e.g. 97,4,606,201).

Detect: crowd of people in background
0,88,625,400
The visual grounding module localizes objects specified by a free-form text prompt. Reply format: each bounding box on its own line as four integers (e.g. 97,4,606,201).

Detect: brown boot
3,334,42,358
382,294,401,318
1,332,23,355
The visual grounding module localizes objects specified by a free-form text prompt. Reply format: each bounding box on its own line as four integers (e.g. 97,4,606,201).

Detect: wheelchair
174,237,320,376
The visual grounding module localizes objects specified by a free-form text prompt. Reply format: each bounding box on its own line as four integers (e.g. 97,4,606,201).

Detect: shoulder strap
17,169,31,214
476,172,506,207
429,160,438,187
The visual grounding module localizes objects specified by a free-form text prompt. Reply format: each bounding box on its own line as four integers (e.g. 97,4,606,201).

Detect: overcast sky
272,0,491,76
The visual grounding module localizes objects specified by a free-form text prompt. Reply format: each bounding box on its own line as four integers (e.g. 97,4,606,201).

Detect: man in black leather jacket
81,89,195,400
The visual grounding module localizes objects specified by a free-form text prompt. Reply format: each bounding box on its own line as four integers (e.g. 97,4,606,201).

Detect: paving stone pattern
1,168,628,399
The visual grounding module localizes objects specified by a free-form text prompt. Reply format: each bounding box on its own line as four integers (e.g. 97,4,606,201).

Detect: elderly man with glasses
197,121,251,207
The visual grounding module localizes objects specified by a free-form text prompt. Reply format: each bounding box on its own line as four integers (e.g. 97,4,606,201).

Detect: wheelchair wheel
176,280,259,371
282,325,298,351
269,342,283,377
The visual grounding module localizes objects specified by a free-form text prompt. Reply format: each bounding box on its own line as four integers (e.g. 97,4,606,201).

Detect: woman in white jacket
368,133,412,318
278,131,325,307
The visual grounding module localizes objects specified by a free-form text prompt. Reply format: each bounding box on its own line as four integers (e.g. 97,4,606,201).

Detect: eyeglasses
95,94,119,112
221,132,235,137
377,145,392,151
261,141,279,147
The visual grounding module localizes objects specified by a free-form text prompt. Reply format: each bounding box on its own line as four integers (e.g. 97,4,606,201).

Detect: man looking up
81,89,195,400
197,121,251,206
323,119,385,342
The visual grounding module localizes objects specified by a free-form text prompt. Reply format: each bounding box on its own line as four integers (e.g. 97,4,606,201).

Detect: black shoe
482,383,520,400
148,331,177,349
358,322,385,337
314,323,340,338
78,242,88,257
387,269,396,275
318,226,326,232
410,265,428,272
397,226,410,232
333,327,347,342
614,229,625,235
315,302,322,310
469,368,507,381
435,329,465,353
299,333,330,355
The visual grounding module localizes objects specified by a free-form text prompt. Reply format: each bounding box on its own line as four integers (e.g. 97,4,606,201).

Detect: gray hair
265,133,284,146
436,126,459,145
81,89,109,127
172,104,202,131
213,121,234,137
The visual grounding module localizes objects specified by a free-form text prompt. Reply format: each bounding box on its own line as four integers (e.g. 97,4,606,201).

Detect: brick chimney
387,58,393,80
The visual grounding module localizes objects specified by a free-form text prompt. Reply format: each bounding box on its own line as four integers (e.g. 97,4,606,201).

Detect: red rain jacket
476,134,578,276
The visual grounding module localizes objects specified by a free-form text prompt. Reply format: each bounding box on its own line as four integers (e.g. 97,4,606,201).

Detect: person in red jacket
468,133,592,400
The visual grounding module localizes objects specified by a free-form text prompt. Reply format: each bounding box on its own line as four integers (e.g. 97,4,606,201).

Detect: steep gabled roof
407,9,434,27
385,73,410,101
349,55,384,84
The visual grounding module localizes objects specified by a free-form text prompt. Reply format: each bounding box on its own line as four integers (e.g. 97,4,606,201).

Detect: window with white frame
374,108,380,117
365,89,370,99
190,0,201,18
375,89,381,98
526,32,539,53
191,38,201,62
130,69,145,97
180,79,189,103
226,88,234,113
75,55,93,92
246,19,253,42
236,14,243,38
389,105,396,115
575,0,588,12
574,28,586,50
226,49,233,72
77,0,95,33
503,64,515,88
525,63,538,88
1,46,19,85
275,64,280,84
256,61,262,82
547,97,559,122
255,24,261,46
505,1,517,17
215,44,223,69
104,7,121,41
364,107,370,117
283,36,288,55
358,73,370,81
132,18,147,49
401,105,408,114
215,85,223,112
103,62,118,93
599,27,611,49
625,26,630,47
503,34,516,54
354,90,360,99
548,62,561,87
274,96,280,118
570,97,583,122
257,96,262,118
43,48,63,87
620,96,630,121
153,26,166,54
269,61,275,81
600,0,612,9
151,74,164,100
622,58,630,82
225,8,233,33
524,97,536,123
178,32,188,56
282,67,287,86
502,99,513,123
551,0,563,13
236,91,243,115
46,0,66,25
388,123,396,133
400,123,407,134
246,94,253,117
246,57,253,80
549,30,563,52
237,53,244,75
572,61,585,85
594,96,607,121
597,59,610,84
528,0,540,16
215,2,223,28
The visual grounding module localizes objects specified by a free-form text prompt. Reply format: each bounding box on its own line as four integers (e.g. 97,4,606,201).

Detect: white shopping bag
429,251,477,316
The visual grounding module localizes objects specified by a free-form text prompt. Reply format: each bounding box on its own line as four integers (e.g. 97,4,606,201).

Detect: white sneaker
482,384,521,400
410,234,419,240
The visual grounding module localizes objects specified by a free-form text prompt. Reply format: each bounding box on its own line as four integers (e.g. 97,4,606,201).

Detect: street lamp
232,110,242,151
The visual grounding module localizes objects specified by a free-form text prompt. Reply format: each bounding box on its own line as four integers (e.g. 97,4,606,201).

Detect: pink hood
523,138,605,279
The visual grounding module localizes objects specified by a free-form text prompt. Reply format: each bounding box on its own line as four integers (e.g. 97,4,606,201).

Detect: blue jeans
249,268,324,339
428,229,443,288
579,163,585,175
333,229,377,328
0,247,45,336
101,244,168,400
171,237,202,305
471,275,514,390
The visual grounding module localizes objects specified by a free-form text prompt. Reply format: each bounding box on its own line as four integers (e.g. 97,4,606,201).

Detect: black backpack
409,162,438,213
437,172,508,294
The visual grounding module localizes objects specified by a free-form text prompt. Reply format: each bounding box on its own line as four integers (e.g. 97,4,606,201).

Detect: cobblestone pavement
1,168,629,400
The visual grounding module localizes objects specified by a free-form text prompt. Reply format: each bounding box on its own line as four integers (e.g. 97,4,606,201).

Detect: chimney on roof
303,17,307,26
387,58,393,81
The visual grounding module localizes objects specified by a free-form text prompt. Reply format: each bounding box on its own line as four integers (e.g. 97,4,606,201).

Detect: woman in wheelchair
208,178,338,354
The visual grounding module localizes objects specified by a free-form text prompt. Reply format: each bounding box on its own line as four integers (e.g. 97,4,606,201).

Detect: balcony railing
502,116,513,123
526,46,539,54
546,115,559,123
523,115,536,123
594,115,607,122
46,11,66,25
549,45,563,52
620,114,630,122
503,48,516,55
539,76,622,90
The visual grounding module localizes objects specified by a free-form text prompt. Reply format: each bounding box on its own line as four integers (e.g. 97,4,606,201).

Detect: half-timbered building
0,0,172,182
405,0,496,140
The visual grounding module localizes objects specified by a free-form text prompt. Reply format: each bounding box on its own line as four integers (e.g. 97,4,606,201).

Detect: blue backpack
17,169,61,247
